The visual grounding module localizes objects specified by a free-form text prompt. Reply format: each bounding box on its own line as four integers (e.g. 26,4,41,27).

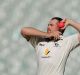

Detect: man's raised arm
20,27,49,40
66,19,80,41
20,27,62,41
68,19,80,32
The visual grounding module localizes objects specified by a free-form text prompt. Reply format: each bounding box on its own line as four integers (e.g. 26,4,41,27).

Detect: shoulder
65,33,79,39
63,33,80,44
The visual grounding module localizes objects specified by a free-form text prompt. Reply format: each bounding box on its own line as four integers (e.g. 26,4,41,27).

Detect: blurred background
0,0,80,75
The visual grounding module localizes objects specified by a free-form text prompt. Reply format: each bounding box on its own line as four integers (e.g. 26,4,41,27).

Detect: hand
60,18,70,30
47,31,62,41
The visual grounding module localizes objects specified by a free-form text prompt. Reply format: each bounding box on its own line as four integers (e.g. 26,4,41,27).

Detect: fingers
59,32,62,35
61,18,66,23
53,33,61,41
54,35,59,41
49,31,62,41
57,35,60,39
54,36,60,41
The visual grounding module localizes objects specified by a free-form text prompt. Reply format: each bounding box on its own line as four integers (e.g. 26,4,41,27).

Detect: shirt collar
59,35,64,40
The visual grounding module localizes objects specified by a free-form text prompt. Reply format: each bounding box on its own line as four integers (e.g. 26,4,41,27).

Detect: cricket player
21,17,80,75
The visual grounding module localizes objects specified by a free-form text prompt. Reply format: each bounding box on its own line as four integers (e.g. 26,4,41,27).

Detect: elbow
20,27,28,37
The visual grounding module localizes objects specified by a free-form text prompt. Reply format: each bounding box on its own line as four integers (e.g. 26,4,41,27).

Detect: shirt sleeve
28,36,40,48
66,33,80,52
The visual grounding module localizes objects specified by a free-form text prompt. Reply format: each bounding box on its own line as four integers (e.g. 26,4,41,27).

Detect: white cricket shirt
29,33,80,75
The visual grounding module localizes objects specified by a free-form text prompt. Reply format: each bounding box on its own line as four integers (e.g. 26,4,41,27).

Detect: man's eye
50,24,53,26
48,24,53,26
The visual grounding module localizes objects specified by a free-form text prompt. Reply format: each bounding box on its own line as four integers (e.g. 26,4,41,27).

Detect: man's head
47,17,65,34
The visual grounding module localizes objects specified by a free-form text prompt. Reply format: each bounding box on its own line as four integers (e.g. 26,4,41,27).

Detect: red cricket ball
58,22,65,28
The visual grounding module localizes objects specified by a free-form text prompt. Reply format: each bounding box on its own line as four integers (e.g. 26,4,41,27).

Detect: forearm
21,27,49,38
69,20,80,32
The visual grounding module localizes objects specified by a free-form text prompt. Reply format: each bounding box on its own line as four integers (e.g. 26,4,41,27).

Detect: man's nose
48,27,50,30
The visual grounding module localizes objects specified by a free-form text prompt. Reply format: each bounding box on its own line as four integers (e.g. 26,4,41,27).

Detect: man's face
47,19,59,33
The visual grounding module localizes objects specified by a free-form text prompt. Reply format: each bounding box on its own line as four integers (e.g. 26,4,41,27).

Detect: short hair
51,17,63,22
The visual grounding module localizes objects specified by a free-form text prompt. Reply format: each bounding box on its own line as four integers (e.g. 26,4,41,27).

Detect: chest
36,41,63,59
